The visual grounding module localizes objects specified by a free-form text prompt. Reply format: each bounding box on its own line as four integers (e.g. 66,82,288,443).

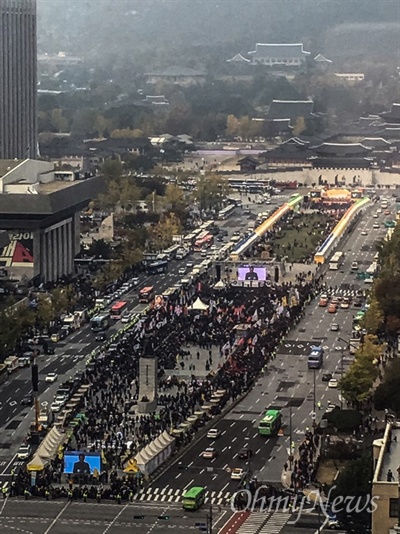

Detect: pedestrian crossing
135,486,232,506
323,288,361,298
237,511,291,534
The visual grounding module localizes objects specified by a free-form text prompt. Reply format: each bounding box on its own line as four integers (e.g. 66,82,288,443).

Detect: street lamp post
312,368,317,429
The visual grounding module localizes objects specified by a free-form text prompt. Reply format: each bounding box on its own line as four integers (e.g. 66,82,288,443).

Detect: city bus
163,244,180,261
90,313,110,332
308,346,324,369
110,301,128,320
329,251,344,271
147,260,168,275
194,233,214,252
218,204,236,220
182,486,206,510
183,233,197,248
139,286,154,303
258,409,282,436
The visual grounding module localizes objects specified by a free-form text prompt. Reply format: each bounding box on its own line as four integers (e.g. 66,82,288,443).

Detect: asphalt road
144,198,390,500
0,192,389,534
0,499,232,534
0,197,277,477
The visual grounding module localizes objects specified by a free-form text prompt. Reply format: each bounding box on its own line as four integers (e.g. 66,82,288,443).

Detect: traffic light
158,515,169,520
133,515,145,519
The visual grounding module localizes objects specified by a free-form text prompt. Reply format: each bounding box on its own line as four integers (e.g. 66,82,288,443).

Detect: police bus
90,313,110,332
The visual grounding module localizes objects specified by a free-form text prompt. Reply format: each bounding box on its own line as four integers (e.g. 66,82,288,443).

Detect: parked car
17,444,31,460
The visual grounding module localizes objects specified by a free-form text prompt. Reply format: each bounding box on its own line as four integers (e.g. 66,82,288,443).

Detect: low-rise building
0,159,105,283
372,422,400,534
248,43,310,66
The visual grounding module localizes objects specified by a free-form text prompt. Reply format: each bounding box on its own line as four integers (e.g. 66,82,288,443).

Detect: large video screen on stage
237,265,267,281
64,452,101,475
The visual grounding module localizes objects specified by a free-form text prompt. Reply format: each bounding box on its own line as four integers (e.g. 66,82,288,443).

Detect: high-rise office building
0,0,37,159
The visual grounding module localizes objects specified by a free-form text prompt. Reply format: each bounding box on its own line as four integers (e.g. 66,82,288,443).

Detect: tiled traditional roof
248,43,310,58
267,100,314,120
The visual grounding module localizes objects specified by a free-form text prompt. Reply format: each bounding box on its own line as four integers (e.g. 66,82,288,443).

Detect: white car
121,313,132,324
202,447,218,459
51,401,63,413
330,323,340,332
231,468,245,480
373,223,380,229
340,298,350,309
178,267,186,275
45,372,58,383
206,428,221,439
361,230,368,236
377,209,382,214
373,214,378,218
132,277,139,286
17,444,31,460
364,277,374,284
328,378,338,388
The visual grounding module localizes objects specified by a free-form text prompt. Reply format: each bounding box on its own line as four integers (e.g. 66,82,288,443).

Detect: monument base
137,399,157,414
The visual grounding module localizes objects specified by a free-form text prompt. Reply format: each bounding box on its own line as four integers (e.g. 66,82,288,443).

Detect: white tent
133,431,175,476
188,297,209,311
213,280,225,290
26,426,67,472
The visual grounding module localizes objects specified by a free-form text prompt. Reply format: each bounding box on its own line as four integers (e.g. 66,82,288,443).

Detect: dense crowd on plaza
7,269,324,501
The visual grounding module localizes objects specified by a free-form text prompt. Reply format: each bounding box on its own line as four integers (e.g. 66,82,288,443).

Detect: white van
351,261,359,271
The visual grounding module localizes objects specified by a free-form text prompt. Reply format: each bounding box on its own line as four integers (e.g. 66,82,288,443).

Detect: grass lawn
271,213,332,263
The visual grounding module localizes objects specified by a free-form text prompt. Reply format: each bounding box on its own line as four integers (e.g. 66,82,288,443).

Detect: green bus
182,486,206,510
258,409,282,436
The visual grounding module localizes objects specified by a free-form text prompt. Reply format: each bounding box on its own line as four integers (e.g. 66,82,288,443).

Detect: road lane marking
43,500,70,534
183,479,194,490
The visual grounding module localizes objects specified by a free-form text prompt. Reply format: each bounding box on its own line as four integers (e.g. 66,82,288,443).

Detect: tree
339,335,382,405
161,184,188,221
374,359,400,415
362,297,384,334
292,117,306,136
88,239,113,259
101,158,123,182
35,296,55,329
148,213,182,250
111,128,144,138
226,114,240,137
193,174,230,213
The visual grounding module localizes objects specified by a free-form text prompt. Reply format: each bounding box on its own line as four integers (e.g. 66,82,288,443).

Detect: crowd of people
7,266,321,501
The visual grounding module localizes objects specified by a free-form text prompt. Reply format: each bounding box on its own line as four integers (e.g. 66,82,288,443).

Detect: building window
389,498,398,518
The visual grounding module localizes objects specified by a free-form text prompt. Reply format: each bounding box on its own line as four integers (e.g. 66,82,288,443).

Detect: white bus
218,204,236,220
329,251,344,270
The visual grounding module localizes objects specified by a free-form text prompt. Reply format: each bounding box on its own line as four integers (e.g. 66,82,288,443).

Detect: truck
349,338,360,354
4,356,19,373
63,310,87,331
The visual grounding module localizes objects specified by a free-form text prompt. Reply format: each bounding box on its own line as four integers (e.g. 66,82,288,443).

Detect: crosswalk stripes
323,288,361,298
236,512,267,534
258,512,291,533
135,487,232,505
236,512,290,534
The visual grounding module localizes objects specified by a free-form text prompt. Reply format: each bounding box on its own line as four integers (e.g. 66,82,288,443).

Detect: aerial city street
0,1,400,534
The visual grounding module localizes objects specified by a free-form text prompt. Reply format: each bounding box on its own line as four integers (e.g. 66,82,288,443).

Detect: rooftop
267,100,314,121
0,160,23,178
248,43,310,57
144,66,205,77
374,423,400,483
